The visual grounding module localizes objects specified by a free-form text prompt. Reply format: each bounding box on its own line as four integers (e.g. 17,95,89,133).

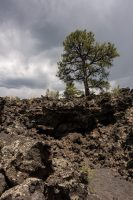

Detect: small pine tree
64,81,80,98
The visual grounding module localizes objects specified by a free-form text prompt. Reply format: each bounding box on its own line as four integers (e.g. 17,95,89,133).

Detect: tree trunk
82,61,90,96
84,78,90,96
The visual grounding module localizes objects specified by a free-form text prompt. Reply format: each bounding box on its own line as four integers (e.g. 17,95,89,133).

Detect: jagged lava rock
0,89,133,199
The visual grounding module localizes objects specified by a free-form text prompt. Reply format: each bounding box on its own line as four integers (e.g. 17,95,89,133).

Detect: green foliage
15,96,21,101
80,165,96,194
64,81,84,98
6,96,20,102
57,29,119,96
111,85,121,97
46,89,59,99
80,166,95,183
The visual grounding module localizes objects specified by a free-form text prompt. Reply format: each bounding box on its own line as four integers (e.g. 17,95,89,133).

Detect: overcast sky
0,0,132,97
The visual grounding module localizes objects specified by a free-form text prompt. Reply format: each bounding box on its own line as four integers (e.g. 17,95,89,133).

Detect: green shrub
46,89,59,99
111,85,121,97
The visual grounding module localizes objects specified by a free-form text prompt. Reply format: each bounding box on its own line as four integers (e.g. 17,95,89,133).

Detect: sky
0,0,132,98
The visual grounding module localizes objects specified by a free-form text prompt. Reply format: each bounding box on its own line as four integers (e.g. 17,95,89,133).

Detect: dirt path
89,168,133,200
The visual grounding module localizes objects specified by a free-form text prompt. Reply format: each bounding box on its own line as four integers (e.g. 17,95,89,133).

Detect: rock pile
0,89,133,199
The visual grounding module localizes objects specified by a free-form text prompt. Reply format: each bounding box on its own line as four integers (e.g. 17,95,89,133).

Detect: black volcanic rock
0,89,133,199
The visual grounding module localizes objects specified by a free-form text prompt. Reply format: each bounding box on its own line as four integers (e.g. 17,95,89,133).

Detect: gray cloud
0,0,132,97
0,77,48,89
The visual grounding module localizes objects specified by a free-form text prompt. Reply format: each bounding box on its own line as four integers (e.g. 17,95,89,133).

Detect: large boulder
0,173,7,196
0,178,45,200
0,136,52,186
45,157,89,200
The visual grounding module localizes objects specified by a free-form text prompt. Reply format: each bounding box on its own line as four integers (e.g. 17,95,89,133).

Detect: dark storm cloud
0,61,51,89
0,0,47,26
0,0,133,96
0,0,102,51
0,76,49,89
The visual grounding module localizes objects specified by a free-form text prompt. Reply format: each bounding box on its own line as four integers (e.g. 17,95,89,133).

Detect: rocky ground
0,88,133,199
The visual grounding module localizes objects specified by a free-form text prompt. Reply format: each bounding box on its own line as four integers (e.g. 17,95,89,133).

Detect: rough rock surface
0,173,7,196
0,89,133,199
0,178,45,200
1,136,52,186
